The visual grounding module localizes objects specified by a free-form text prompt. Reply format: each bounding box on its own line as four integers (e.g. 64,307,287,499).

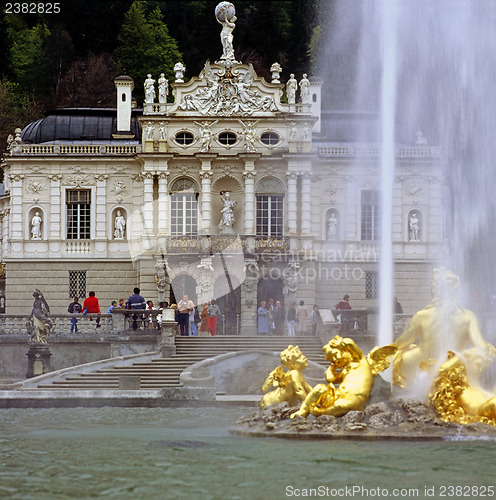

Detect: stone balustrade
7,144,142,156
0,310,164,337
317,145,441,158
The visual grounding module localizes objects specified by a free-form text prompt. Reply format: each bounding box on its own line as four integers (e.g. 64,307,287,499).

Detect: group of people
174,295,221,337
257,299,324,336
67,288,164,333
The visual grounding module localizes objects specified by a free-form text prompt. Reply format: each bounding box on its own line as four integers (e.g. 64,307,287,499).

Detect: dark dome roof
21,108,141,144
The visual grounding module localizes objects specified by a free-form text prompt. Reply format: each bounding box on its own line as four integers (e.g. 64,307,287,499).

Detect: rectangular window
365,271,379,299
67,190,91,239
171,193,198,236
69,270,86,299
361,190,381,241
256,195,284,237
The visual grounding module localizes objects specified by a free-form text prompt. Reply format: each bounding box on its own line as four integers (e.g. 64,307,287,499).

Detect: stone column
1,209,9,257
9,174,24,241
286,172,298,235
94,174,108,240
142,172,155,235
48,174,62,240
157,171,169,235
301,172,312,236
243,170,256,235
199,170,213,234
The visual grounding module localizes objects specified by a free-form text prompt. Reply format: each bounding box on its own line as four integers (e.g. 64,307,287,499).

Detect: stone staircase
37,336,326,390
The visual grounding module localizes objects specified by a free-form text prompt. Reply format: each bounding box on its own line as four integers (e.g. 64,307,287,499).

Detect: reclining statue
260,345,313,410
291,336,396,419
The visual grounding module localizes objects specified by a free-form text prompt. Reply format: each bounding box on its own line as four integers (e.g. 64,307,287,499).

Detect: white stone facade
0,56,443,333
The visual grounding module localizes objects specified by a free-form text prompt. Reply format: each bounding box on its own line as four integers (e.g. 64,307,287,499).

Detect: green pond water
0,407,495,500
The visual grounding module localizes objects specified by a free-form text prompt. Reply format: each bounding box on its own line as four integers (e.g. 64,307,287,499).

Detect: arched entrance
257,277,284,307
170,274,197,305
214,276,241,335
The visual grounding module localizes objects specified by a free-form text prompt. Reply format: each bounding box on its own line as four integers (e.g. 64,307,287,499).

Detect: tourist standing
311,304,322,336
199,303,210,336
335,294,352,331
68,297,82,333
257,300,269,335
207,299,221,336
83,291,101,328
267,298,275,335
127,287,146,330
297,300,307,335
147,300,157,330
287,302,296,336
273,300,285,336
178,295,195,336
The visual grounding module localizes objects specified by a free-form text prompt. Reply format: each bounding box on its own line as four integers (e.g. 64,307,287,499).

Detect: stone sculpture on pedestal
144,74,156,104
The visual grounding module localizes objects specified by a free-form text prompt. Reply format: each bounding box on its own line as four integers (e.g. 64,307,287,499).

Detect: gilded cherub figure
429,351,496,426
259,345,313,410
291,336,396,419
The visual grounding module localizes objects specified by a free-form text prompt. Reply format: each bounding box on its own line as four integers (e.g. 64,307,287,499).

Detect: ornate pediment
169,61,285,117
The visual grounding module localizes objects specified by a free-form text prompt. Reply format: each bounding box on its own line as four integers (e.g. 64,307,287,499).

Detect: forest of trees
0,0,333,153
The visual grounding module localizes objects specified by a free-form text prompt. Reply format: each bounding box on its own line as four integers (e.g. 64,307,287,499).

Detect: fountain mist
319,1,496,346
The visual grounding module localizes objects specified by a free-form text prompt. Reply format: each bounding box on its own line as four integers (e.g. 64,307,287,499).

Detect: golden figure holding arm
392,268,490,389
291,336,397,419
259,345,313,410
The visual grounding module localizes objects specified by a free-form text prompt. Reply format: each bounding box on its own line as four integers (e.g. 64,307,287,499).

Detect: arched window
256,177,284,237
170,178,198,236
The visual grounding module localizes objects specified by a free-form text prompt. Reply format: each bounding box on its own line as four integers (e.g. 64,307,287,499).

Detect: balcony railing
8,144,141,156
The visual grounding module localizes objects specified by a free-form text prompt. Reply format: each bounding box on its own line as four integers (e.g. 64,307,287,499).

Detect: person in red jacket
83,291,101,327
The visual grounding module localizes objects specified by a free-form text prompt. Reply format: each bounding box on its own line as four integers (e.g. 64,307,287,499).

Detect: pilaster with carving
286,172,298,235
142,172,154,235
241,258,259,335
157,171,170,235
196,257,215,305
8,174,24,241
0,210,9,257
48,174,62,240
301,172,312,236
94,174,108,241
199,170,213,234
243,170,256,235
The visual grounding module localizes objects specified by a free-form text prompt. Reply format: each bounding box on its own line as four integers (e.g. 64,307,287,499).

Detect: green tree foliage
114,2,182,103
6,17,51,95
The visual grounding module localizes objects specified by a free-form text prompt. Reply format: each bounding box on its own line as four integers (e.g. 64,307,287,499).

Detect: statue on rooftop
215,2,237,61
286,74,298,105
299,74,311,104
158,73,168,103
144,74,156,104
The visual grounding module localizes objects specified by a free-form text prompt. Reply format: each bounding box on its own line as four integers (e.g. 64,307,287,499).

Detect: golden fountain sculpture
260,345,313,410
430,351,496,426
392,268,492,389
289,336,396,419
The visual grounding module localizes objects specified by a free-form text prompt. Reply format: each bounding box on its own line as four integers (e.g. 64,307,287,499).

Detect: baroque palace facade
0,10,444,334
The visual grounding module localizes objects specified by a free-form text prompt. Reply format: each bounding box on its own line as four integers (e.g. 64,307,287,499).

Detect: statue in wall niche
290,336,397,419
409,212,420,241
144,74,156,104
218,191,237,233
327,212,338,240
158,73,168,103
286,73,297,105
299,74,311,104
28,289,52,343
216,2,237,61
260,345,313,410
31,211,42,239
114,210,126,239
